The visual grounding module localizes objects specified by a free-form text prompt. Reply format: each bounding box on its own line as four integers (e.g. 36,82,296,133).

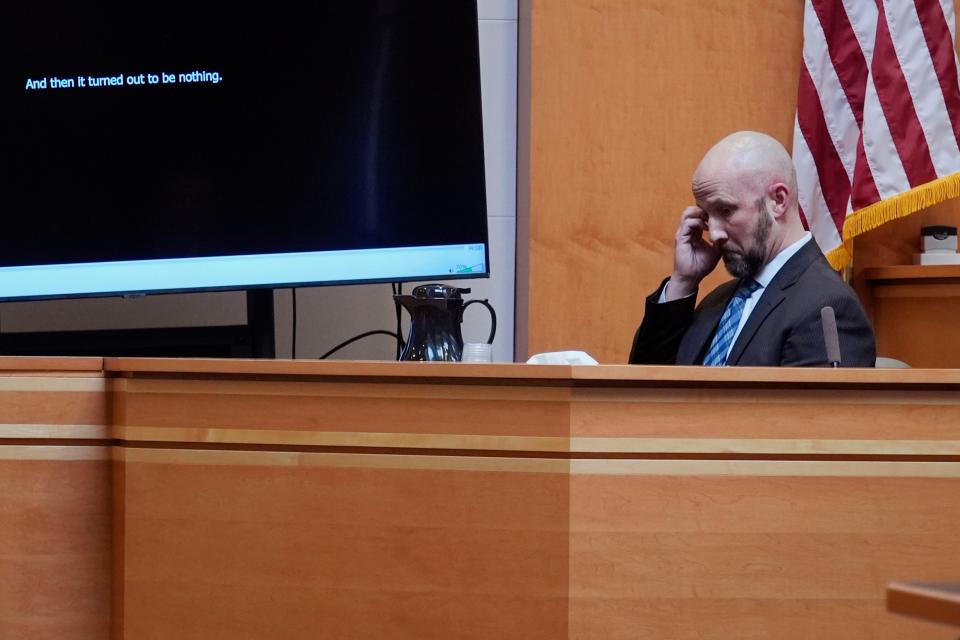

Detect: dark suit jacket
628,240,876,366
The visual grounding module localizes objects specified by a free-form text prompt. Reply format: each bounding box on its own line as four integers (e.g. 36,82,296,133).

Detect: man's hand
666,206,720,301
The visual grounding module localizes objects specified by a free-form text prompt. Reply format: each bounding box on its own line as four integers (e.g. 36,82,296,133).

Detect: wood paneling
853,200,960,286
112,380,571,438
0,458,112,640
570,476,960,639
569,387,960,442
521,0,960,366
0,360,109,640
107,362,577,639
523,0,805,363
116,453,569,640
858,263,960,367
8,358,960,638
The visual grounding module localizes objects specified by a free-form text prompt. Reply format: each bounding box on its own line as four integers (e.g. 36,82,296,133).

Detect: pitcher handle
462,299,497,344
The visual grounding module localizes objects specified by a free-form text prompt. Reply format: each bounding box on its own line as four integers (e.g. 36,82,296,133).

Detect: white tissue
526,350,599,365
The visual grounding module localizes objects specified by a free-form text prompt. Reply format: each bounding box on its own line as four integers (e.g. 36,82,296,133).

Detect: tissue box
922,225,957,253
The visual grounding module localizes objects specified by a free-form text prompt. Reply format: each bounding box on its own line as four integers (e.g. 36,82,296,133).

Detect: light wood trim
871,284,960,299
0,445,110,461
574,365,960,387
111,377,573,401
570,459,960,477
102,358,960,388
0,356,103,372
105,357,575,381
568,438,960,456
572,386,960,406
113,426,960,457
116,426,571,452
0,424,111,439
864,264,960,282
116,446,570,473
887,582,960,627
0,377,106,392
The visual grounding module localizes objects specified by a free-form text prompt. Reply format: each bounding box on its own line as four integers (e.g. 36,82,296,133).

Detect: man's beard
722,199,772,279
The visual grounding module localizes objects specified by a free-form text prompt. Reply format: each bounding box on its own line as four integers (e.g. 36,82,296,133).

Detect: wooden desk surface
864,264,960,282
888,582,960,628
0,355,102,373
104,357,960,389
5,357,960,639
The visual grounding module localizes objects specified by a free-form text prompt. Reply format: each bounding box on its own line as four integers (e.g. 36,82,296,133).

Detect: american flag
793,0,960,269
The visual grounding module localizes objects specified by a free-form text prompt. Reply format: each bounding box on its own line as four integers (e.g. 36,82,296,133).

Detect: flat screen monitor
1,1,489,301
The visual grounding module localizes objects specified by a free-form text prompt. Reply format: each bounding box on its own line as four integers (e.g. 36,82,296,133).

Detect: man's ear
768,183,790,219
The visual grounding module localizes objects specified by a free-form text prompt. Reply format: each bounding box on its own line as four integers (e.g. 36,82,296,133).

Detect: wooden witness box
862,264,960,367
3,357,960,639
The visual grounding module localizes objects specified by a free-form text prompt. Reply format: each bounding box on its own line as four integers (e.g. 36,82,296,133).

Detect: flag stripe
804,4,861,183
938,0,960,113
871,0,938,188
833,0,884,208
793,118,846,250
850,131,882,208
915,0,960,153
797,64,851,232
811,0,869,127
860,71,912,199
888,0,960,177
939,0,957,39
840,0,879,62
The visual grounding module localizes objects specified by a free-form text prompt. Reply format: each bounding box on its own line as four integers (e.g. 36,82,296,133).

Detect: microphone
820,306,841,367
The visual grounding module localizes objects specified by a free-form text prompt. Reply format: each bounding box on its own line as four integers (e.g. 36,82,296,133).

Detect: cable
393,282,404,359
313,286,409,361
318,330,401,360
291,288,299,359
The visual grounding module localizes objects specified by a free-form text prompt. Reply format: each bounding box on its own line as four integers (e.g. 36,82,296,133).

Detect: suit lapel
725,240,821,365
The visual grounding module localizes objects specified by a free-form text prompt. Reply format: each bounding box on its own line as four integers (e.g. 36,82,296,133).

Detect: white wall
0,1,519,363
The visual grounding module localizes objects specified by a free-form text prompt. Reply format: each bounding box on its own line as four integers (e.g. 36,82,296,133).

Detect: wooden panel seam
111,427,960,456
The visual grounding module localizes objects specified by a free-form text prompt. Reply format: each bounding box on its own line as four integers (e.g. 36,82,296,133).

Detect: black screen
1,1,488,294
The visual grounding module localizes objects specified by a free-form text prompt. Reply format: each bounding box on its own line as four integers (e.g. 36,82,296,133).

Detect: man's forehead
693,157,756,199
692,171,736,202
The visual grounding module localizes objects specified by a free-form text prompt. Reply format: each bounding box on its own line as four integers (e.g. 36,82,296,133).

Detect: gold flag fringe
825,241,852,271
824,171,960,271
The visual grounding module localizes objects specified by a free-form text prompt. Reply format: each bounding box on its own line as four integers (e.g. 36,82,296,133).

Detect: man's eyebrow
699,196,736,209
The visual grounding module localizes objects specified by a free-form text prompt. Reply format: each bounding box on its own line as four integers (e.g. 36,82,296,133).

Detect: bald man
628,131,875,366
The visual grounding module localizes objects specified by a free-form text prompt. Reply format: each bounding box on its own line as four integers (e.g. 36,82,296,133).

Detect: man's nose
708,221,727,243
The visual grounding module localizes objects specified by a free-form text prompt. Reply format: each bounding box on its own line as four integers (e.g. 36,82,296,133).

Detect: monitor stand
245,289,276,358
0,289,276,358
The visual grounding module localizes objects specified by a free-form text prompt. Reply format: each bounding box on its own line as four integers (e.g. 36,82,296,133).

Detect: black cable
291,288,298,359
318,330,401,360
393,282,404,359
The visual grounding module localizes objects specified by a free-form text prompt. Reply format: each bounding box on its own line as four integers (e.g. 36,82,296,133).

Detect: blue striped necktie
702,279,761,366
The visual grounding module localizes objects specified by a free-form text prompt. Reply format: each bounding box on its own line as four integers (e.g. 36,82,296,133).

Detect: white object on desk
526,350,599,365
912,252,960,265
462,343,493,363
